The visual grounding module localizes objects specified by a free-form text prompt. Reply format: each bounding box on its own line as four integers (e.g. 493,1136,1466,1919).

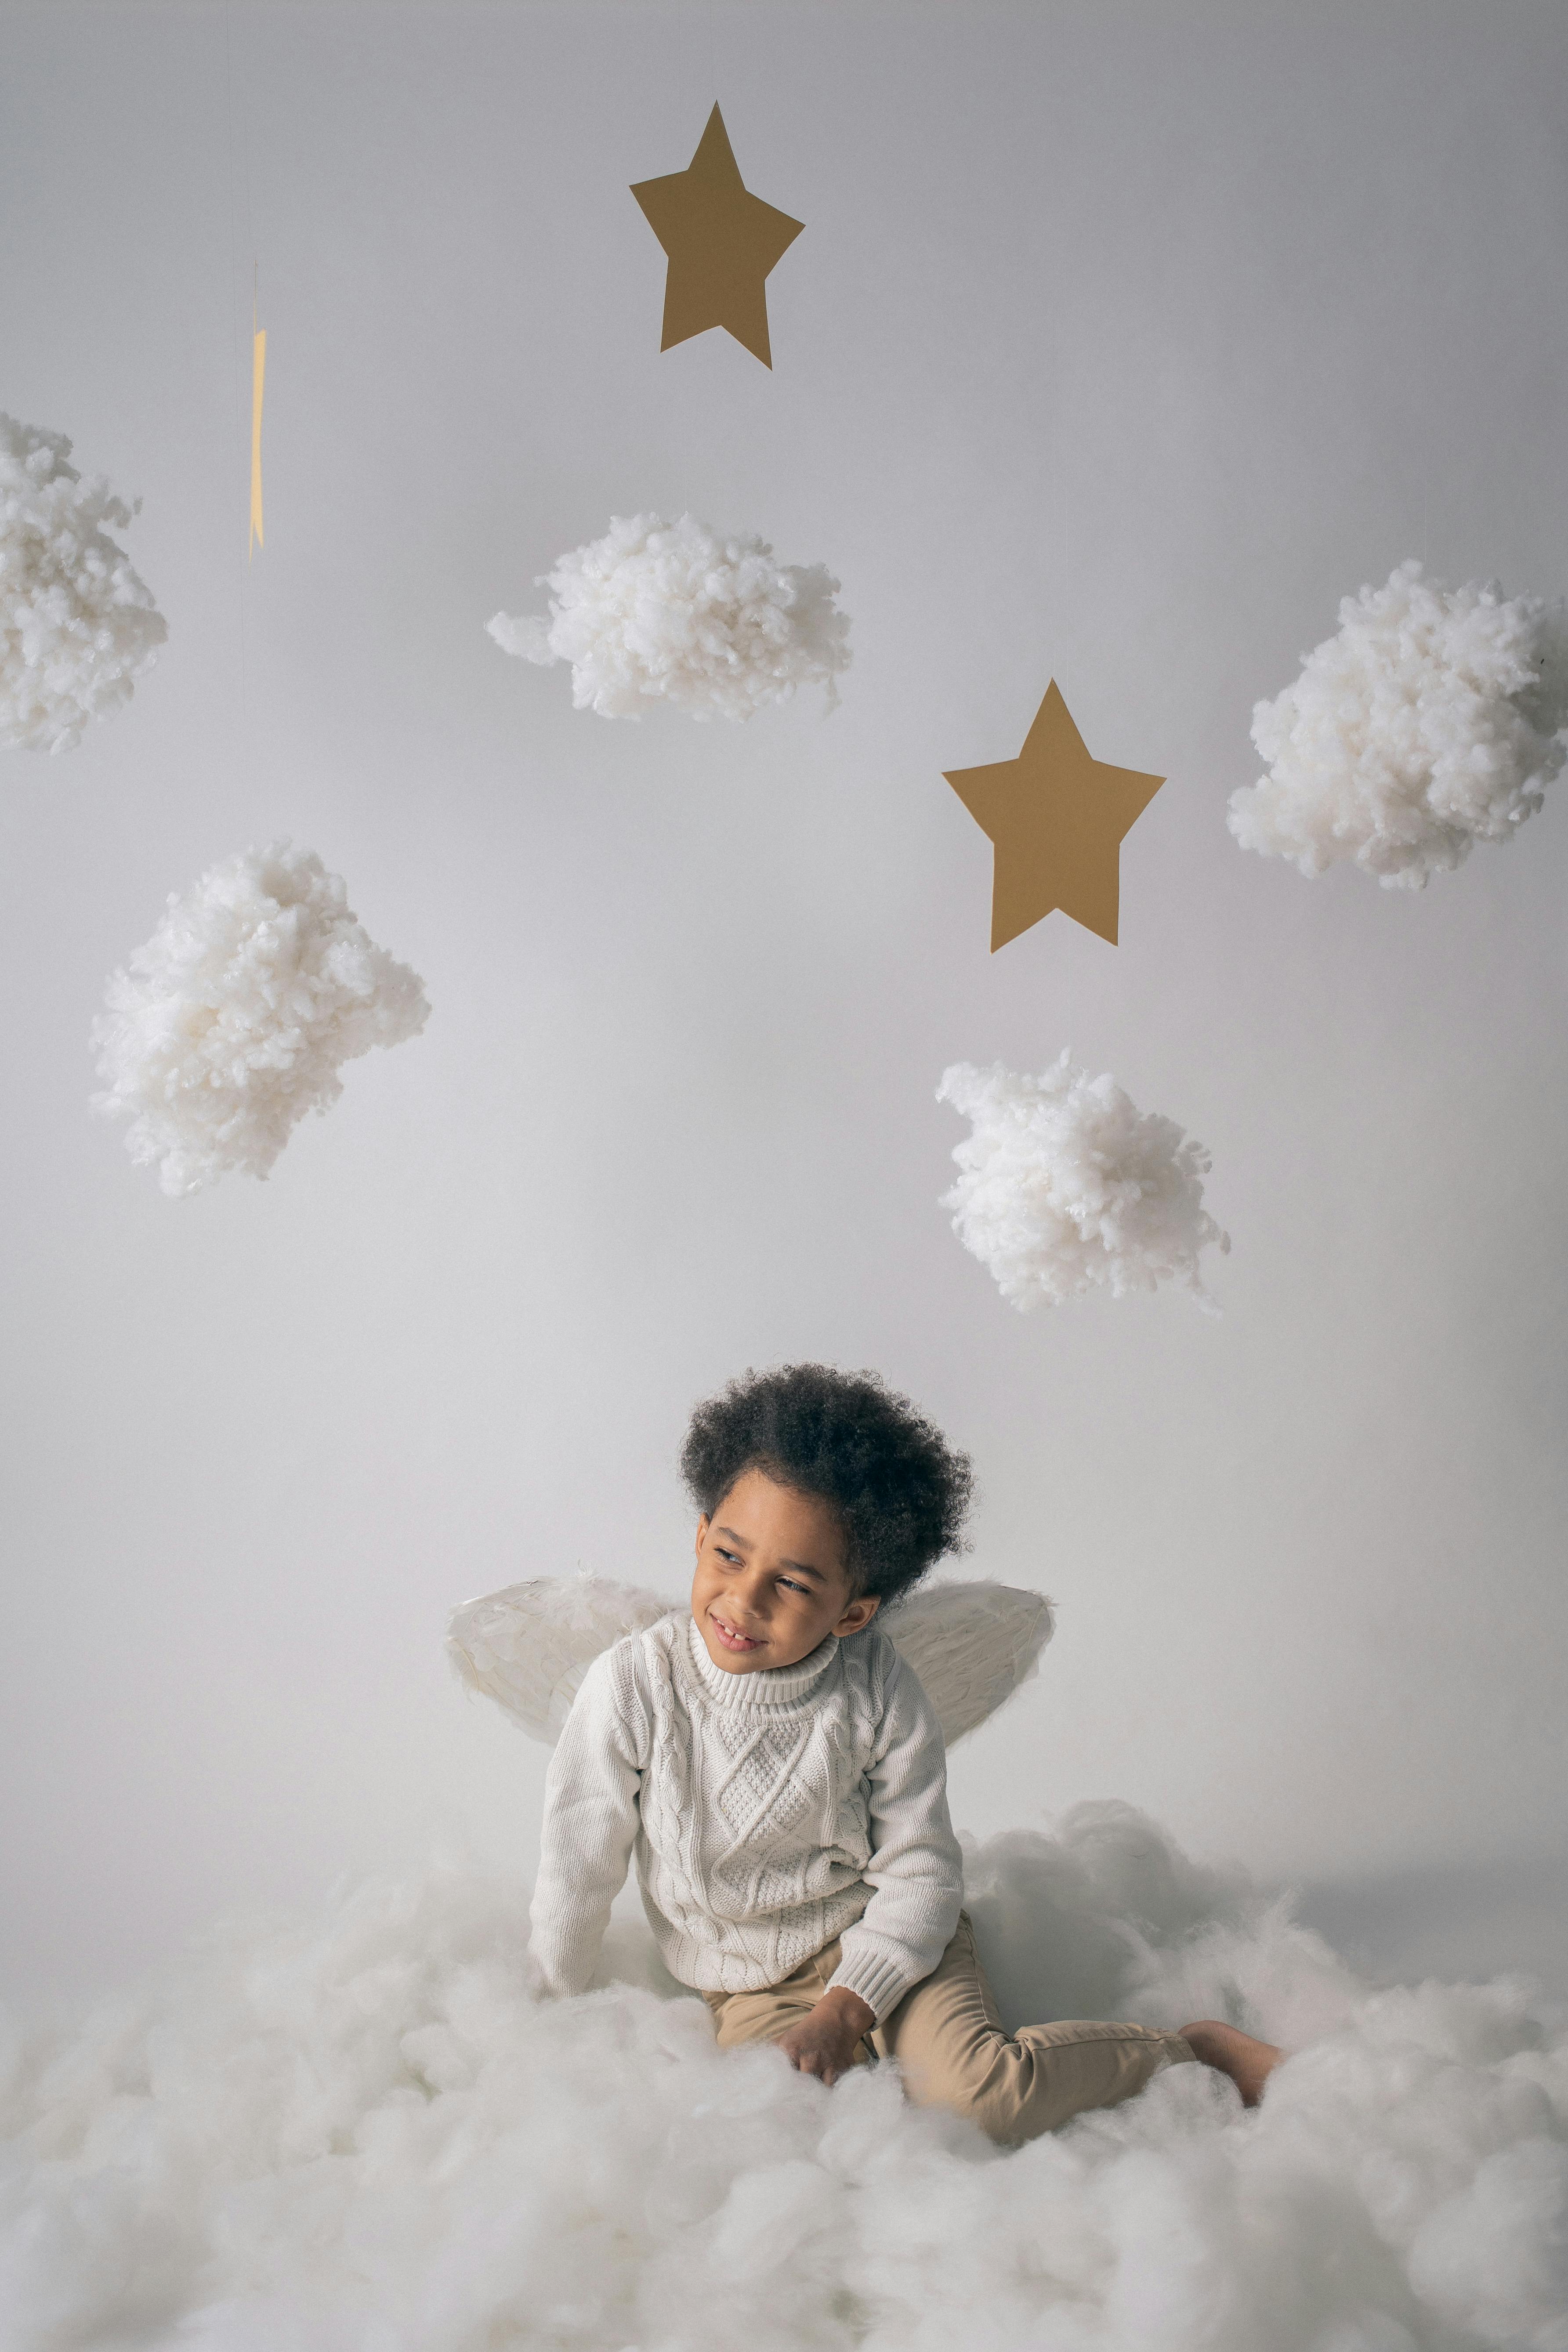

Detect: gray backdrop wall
3,0,1565,2000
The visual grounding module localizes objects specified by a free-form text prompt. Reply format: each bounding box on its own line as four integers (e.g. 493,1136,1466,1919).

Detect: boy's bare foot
1178,2019,1283,2106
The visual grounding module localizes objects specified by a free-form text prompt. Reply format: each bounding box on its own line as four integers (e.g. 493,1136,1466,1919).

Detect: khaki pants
703,1911,1194,2147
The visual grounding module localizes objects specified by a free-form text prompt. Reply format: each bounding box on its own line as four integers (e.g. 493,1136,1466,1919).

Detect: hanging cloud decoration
937,1055,1229,1313
92,843,430,1197
1228,560,1568,889
488,511,851,720
0,412,167,754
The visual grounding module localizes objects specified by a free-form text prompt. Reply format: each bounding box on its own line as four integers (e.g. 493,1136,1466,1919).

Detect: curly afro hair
679,1364,973,1607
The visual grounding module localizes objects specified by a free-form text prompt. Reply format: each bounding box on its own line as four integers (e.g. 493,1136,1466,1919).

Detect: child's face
691,1468,880,1675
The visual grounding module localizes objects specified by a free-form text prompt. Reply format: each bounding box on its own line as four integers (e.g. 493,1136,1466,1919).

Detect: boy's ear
833,1593,880,1638
694,1513,710,1560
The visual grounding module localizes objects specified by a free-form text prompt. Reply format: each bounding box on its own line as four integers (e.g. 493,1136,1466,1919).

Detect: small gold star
945,681,1165,950
631,104,804,368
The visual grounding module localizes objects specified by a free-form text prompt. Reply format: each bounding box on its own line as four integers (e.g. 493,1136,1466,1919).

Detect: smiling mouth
709,1612,765,1654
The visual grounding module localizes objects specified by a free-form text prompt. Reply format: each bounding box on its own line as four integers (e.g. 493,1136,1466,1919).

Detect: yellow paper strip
249,324,266,558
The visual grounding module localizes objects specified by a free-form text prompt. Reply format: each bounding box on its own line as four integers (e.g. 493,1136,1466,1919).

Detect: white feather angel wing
447,1573,1053,1749
446,1575,678,1743
878,1579,1054,1745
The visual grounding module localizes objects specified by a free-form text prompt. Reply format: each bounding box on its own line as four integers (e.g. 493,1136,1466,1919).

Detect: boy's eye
717,1547,742,1565
778,1576,809,1595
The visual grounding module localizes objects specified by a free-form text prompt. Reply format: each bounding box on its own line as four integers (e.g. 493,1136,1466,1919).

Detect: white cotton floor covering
3,1801,1566,2352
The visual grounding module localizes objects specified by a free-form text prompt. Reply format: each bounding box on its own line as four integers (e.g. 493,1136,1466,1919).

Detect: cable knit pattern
529,1615,963,2022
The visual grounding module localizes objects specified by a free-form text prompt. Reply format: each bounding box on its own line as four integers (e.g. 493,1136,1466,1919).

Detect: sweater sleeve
527,1644,645,1998
826,1652,964,2022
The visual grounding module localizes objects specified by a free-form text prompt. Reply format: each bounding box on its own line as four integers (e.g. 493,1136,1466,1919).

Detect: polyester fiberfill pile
938,1055,1229,1312
4,1803,1567,2352
0,412,167,753
92,843,430,1196
1228,560,1568,888
487,511,851,719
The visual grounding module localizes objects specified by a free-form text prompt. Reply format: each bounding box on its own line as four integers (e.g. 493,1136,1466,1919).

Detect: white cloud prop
0,411,167,754
92,843,430,1197
4,1802,1567,2350
1228,559,1568,889
487,511,851,720
938,1055,1229,1313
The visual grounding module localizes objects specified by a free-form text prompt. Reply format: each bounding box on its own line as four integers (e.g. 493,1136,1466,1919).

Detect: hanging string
1051,251,1076,1066
224,2,260,767
250,264,265,561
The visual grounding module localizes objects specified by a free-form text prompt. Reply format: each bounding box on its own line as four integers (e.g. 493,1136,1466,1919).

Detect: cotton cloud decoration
92,843,429,1197
487,510,851,720
0,411,167,753
938,1054,1229,1312
1229,559,1568,888
7,1806,1568,2350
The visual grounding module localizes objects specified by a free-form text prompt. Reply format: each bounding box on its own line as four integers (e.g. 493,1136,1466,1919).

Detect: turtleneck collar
683,1611,840,1708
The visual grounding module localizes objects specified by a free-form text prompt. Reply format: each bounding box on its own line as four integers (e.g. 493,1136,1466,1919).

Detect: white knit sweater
529,1613,964,2022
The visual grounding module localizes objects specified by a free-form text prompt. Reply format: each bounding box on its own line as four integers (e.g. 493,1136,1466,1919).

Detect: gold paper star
630,105,804,367
945,681,1165,950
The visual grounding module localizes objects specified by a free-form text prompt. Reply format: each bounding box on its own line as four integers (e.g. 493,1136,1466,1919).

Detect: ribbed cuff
826,1947,918,2024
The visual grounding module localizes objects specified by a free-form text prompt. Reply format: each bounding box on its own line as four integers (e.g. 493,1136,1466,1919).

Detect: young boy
529,1364,1279,2142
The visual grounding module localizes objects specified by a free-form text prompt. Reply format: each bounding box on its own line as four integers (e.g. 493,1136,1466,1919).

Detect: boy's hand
774,1987,877,2086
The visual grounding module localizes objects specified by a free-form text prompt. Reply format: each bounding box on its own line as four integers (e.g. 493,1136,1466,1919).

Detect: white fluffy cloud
1228,559,1568,889
4,1803,1566,2351
488,511,851,720
938,1055,1229,1313
92,843,430,1197
0,412,167,754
